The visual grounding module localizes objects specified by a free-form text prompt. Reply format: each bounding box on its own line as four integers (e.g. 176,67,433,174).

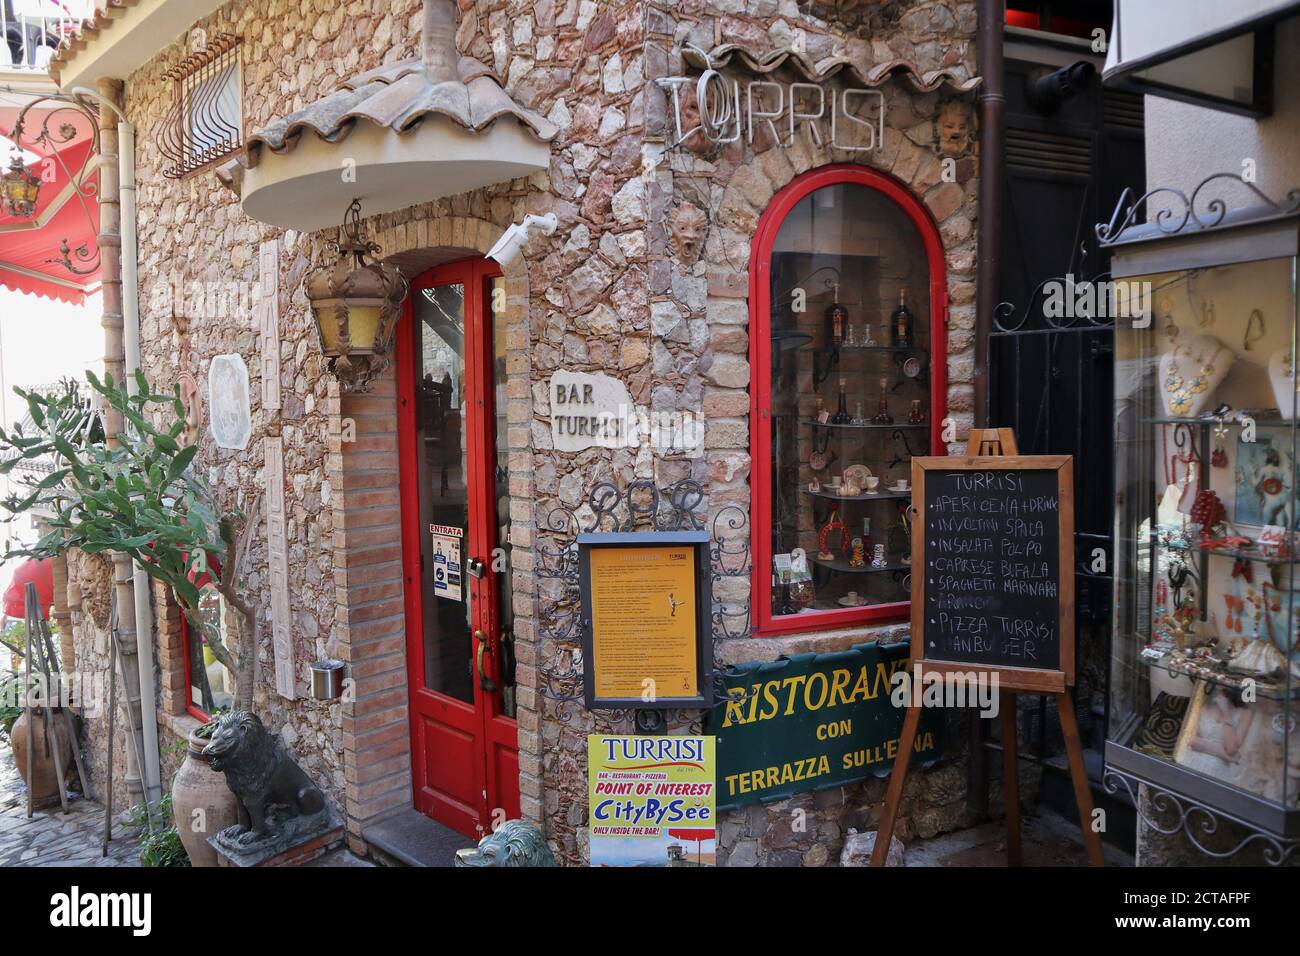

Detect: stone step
363,809,473,867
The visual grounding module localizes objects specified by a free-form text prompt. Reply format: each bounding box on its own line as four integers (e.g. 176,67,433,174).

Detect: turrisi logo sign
49,887,151,936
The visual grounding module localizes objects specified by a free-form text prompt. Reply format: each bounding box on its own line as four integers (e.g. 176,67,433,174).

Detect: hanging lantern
1,152,40,219
305,199,408,392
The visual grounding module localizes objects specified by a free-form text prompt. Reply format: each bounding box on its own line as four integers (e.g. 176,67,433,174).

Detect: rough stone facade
59,0,988,865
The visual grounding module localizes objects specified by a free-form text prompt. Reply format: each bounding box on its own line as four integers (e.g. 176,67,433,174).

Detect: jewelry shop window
752,166,947,634
1107,203,1300,839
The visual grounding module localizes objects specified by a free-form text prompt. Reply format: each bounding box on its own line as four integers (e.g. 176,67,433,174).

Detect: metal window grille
157,34,242,179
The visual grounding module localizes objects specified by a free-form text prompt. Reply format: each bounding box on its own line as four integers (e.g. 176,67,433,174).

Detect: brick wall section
154,582,188,718
329,369,413,848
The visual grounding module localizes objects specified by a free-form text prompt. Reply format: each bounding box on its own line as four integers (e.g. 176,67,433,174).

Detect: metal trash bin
309,659,345,700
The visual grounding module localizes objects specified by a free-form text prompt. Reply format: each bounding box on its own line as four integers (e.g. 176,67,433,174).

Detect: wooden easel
870,428,1104,867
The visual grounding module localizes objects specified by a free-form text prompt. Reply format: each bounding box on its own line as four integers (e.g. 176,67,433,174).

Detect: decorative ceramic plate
838,594,868,607
903,356,923,378
843,464,872,486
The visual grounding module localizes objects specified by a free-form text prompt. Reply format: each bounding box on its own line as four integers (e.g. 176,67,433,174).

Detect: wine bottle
777,570,796,615
871,377,893,424
831,378,852,424
826,284,847,350
890,289,914,347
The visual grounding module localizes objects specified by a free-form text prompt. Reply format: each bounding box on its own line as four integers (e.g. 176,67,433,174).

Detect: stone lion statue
203,711,327,848
454,819,557,867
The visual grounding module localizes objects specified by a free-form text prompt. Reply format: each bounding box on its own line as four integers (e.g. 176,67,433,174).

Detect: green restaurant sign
706,641,946,809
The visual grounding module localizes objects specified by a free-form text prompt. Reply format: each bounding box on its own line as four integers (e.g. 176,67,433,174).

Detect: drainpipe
973,0,1005,428
118,116,162,806
73,81,162,806
970,0,1006,823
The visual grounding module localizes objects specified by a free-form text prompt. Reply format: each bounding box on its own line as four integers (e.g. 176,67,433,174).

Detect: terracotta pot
171,728,239,867
10,709,72,808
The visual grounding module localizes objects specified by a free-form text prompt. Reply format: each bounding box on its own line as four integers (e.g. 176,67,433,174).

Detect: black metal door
991,60,1146,744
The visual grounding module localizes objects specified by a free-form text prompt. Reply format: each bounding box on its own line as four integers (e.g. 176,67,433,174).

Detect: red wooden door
398,256,520,839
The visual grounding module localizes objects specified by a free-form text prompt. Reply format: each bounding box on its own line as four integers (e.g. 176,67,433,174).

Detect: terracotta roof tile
243,55,556,166
683,44,981,94
47,0,141,85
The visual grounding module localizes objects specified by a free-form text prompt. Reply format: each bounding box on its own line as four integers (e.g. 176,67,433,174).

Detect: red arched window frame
749,164,949,636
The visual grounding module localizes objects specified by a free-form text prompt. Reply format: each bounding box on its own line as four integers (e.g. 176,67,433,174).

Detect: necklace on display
1164,341,1225,416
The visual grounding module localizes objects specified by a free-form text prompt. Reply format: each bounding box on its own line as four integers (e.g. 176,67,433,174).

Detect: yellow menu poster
589,545,699,700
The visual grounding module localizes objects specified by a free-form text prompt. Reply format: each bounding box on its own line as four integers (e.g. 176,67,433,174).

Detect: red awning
2,557,54,619
667,828,716,842
0,113,100,304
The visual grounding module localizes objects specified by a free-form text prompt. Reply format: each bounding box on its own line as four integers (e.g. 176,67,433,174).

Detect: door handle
474,630,497,692
468,557,486,579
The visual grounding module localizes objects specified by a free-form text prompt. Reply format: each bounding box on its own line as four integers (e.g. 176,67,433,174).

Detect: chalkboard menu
911,456,1074,687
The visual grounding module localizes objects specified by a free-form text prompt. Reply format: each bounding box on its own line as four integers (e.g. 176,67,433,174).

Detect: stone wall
59,0,988,865
62,0,428,821
531,0,981,865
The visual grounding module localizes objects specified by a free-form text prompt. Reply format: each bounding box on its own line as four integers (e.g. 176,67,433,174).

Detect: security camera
486,213,558,266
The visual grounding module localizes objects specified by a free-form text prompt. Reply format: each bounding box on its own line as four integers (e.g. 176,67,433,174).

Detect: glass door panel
414,282,472,704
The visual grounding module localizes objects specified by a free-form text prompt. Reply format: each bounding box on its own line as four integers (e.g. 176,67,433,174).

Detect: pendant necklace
1164,341,1224,416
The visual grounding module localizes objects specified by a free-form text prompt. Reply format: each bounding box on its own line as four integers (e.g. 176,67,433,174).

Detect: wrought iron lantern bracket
305,199,409,393
3,93,101,274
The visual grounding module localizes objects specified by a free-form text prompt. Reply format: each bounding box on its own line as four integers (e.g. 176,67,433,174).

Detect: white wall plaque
208,353,252,450
264,435,295,699
259,239,281,412
549,370,634,452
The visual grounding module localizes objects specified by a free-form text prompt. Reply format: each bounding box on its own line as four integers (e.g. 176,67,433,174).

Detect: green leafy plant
124,793,190,867
0,370,260,712
0,620,24,661
0,670,22,743
193,708,227,739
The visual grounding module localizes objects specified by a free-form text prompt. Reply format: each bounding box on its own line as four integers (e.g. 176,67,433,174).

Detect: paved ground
2,740,1122,868
0,747,138,867
905,808,1134,867
0,745,372,867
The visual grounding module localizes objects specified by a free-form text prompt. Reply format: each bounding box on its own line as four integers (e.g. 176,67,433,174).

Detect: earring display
1243,308,1265,351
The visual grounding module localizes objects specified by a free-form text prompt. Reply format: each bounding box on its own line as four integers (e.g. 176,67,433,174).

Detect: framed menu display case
1105,182,1300,850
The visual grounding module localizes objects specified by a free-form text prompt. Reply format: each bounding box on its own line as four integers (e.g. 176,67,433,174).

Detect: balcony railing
1,1,88,73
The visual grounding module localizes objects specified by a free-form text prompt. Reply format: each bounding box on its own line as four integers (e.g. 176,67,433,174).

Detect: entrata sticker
429,525,463,602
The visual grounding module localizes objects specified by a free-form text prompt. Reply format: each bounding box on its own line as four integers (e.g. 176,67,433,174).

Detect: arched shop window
750,165,948,635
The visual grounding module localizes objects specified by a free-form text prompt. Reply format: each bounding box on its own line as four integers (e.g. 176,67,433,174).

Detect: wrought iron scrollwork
536,480,754,725
1103,768,1300,865
1096,173,1300,247
4,93,101,275
993,272,1116,333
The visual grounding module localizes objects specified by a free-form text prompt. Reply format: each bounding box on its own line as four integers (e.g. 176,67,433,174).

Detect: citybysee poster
587,735,716,867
